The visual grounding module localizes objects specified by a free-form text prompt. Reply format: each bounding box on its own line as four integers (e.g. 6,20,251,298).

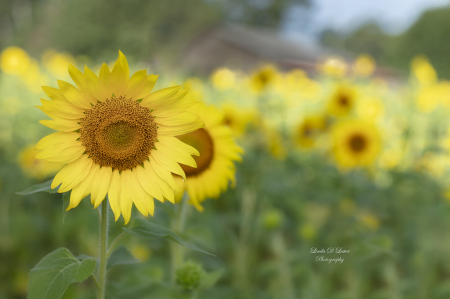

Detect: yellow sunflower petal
149,155,180,191
36,142,84,163
67,165,98,210
154,142,196,168
124,169,150,217
157,119,204,136
41,86,68,103
51,155,93,192
57,80,91,109
158,136,199,156
143,160,175,203
39,119,80,132
108,170,122,221
84,66,108,102
40,98,84,120
131,74,159,100
135,164,165,202
91,166,113,208
151,150,186,179
120,171,133,225
36,132,79,150
110,51,129,96
99,63,111,96
126,70,147,99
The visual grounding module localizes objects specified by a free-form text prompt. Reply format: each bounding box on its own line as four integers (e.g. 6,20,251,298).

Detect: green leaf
16,179,59,195
107,246,139,269
124,218,215,257
200,268,225,290
28,248,96,299
62,193,70,223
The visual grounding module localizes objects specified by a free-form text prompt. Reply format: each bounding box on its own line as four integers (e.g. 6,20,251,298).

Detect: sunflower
220,104,257,137
173,103,243,211
293,115,327,149
327,84,357,117
35,51,203,224
332,120,381,169
250,64,278,93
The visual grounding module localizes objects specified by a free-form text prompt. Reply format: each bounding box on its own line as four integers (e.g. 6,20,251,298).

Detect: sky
283,0,450,40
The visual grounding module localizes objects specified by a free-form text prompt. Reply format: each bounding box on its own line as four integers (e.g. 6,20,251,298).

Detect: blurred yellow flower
352,54,376,77
220,104,256,137
356,97,384,122
327,83,357,117
378,147,403,170
299,223,317,241
175,103,243,211
319,56,348,78
411,55,437,86
210,68,236,91
131,244,151,262
263,208,283,229
42,49,76,78
415,85,440,113
265,127,287,160
292,115,327,149
19,146,64,179
332,120,381,169
250,64,278,93
360,212,380,231
0,46,30,75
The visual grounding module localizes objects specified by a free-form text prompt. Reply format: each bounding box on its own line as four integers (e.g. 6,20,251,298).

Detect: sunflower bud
176,260,205,291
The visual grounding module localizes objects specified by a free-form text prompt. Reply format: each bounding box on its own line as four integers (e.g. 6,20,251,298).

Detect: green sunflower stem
170,193,189,283
97,201,109,299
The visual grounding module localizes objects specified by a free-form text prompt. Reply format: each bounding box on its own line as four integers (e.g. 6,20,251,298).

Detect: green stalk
170,193,189,282
97,201,109,299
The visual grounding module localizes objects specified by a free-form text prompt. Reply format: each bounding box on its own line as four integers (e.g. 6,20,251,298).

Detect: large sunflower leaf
124,218,215,256
28,247,96,299
16,179,59,195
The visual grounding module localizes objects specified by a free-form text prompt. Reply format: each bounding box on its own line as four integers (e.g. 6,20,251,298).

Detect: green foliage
16,180,58,195
124,217,215,256
107,246,139,270
28,248,96,299
61,192,70,224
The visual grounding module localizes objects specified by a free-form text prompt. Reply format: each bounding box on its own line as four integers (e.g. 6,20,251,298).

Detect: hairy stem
97,201,109,299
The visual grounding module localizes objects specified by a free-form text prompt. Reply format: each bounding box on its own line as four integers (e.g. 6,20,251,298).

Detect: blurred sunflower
332,120,381,169
220,104,257,137
250,64,278,93
0,46,30,75
210,68,236,91
293,115,327,149
174,103,243,211
411,55,437,86
19,146,63,179
352,54,376,78
318,56,348,78
327,84,357,117
35,51,203,224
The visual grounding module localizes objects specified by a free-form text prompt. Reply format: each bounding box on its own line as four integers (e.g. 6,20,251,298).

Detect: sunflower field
2,46,450,299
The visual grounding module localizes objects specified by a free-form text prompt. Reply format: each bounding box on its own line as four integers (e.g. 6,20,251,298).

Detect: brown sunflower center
338,94,349,107
80,95,157,171
348,134,367,152
177,128,214,177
